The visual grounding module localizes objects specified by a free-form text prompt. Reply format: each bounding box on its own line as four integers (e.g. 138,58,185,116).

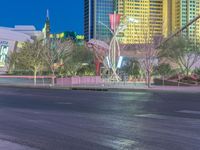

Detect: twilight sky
0,0,84,34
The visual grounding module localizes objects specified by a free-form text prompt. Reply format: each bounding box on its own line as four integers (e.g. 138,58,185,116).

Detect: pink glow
56,76,103,86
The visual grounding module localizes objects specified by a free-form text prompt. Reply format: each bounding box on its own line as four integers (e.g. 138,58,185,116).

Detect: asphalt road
0,87,200,150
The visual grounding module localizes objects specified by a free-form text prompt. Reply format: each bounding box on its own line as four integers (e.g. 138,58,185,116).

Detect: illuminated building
50,31,85,46
117,0,200,44
117,0,163,44
50,31,78,40
84,0,200,44
164,0,200,41
0,26,42,73
42,10,51,39
84,0,114,41
50,31,84,45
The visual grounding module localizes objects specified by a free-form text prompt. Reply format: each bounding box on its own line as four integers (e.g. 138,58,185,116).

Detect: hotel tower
84,0,200,44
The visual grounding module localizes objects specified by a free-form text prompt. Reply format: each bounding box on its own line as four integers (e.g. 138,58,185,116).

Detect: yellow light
59,33,65,38
76,35,84,40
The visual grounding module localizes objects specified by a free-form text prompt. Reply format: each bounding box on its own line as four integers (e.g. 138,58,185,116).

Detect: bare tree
138,43,160,88
136,21,162,88
43,39,74,86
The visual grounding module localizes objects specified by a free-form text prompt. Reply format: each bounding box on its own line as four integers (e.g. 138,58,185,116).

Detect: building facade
84,0,114,41
118,0,200,44
50,31,85,45
84,0,200,44
117,0,163,44
164,0,200,41
84,0,94,41
0,26,43,73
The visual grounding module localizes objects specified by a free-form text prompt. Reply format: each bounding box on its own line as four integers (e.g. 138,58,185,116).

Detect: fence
56,76,103,86
0,75,53,85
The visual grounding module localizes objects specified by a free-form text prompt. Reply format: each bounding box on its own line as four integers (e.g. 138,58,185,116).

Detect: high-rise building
118,0,200,44
84,0,114,41
84,0,94,41
117,0,163,44
84,0,200,44
164,0,200,41
147,0,200,41
163,0,173,37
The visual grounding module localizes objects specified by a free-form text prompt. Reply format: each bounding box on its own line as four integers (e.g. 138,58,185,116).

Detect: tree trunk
178,75,180,87
52,71,55,86
186,68,190,76
34,70,37,86
162,76,165,86
148,76,151,88
147,71,151,88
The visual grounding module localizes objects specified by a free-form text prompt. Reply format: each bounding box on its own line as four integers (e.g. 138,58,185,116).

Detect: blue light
106,56,112,68
117,56,123,69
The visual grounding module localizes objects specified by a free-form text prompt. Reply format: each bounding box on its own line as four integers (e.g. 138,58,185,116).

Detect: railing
0,75,53,86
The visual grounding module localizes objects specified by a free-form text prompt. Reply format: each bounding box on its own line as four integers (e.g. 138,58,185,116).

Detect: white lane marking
56,102,72,105
135,114,166,119
178,110,200,115
135,113,200,124
135,114,190,120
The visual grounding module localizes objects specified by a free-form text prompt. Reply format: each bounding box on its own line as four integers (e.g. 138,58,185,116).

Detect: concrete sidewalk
0,82,200,93
148,85,200,93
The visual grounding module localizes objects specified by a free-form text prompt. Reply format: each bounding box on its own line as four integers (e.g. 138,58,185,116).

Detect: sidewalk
148,85,200,93
0,82,200,93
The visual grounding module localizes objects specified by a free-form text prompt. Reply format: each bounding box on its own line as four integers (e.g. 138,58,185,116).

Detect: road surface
0,87,199,150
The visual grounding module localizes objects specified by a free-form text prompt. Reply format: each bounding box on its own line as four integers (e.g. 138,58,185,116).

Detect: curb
0,84,147,92
0,84,199,93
